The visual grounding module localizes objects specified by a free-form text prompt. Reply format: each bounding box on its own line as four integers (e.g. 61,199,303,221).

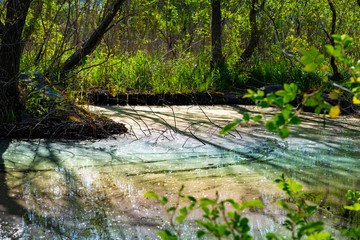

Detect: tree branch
262,9,300,62
57,0,126,81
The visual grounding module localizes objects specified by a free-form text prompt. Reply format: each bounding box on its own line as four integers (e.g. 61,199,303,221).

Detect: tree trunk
239,0,260,64
211,0,224,69
56,0,126,82
328,0,339,81
0,0,32,122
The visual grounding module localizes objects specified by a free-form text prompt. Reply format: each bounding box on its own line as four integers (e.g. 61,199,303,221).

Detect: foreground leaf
220,122,238,135
144,191,159,200
329,105,340,119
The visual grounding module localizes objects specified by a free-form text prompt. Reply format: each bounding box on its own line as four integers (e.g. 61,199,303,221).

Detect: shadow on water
0,139,27,216
1,139,135,239
1,105,360,238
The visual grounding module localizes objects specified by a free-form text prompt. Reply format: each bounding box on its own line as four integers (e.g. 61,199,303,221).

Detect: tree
56,0,126,82
211,0,224,69
0,0,33,122
0,0,126,122
238,0,262,64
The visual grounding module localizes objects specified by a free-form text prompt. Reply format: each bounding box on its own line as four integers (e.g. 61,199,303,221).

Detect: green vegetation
221,34,360,139
145,174,360,239
1,0,360,237
2,0,360,121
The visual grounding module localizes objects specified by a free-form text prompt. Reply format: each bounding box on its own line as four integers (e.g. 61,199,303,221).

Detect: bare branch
58,0,126,80
261,8,300,61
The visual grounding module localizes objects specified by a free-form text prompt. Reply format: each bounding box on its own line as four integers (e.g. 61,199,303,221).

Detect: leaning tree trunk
211,0,224,69
55,0,126,82
0,0,32,123
239,0,260,64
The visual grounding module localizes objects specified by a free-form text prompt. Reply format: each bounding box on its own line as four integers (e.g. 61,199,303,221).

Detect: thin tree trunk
211,0,224,69
21,0,43,53
56,0,126,82
328,0,339,81
239,0,260,64
0,0,32,122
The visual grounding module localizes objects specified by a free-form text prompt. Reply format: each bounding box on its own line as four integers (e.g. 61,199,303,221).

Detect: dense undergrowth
22,48,337,103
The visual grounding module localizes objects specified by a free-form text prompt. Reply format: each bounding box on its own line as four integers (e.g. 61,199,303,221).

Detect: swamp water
0,105,359,239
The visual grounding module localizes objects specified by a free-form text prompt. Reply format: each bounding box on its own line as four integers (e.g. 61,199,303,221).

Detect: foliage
8,0,360,102
341,190,360,240
221,34,359,139
145,174,360,239
266,173,332,240
144,185,264,240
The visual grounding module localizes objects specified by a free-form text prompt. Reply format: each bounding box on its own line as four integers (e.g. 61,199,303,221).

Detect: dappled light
0,105,359,239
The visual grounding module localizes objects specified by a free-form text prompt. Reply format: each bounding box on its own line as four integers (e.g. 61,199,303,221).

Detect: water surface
0,105,359,239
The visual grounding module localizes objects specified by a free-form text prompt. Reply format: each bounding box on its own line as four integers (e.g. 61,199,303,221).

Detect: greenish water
0,105,359,239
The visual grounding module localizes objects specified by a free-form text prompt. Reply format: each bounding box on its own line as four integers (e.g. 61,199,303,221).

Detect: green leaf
266,233,280,240
315,54,325,64
243,112,250,122
266,93,277,103
188,196,197,202
234,118,243,124
253,115,262,122
276,201,293,211
157,230,177,240
219,122,238,135
304,63,318,72
289,83,298,93
175,215,184,223
333,45,343,58
197,230,206,238
161,196,168,205
275,90,287,97
325,45,334,55
166,207,176,212
345,190,360,201
227,211,235,219
179,207,188,216
279,126,290,139
290,116,301,125
240,200,264,210
344,203,360,211
298,221,324,237
144,191,159,200
257,90,265,97
300,55,314,65
200,198,217,206
259,101,270,108
288,179,303,192
281,109,293,120
274,113,285,126
223,199,240,210
266,120,278,131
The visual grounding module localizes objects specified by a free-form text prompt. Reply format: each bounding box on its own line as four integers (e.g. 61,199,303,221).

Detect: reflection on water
0,105,360,239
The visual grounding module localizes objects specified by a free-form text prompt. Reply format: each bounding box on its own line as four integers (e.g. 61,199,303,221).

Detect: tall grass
76,49,220,95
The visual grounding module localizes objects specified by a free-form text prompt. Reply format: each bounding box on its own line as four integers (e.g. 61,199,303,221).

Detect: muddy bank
89,91,254,106
0,108,127,140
